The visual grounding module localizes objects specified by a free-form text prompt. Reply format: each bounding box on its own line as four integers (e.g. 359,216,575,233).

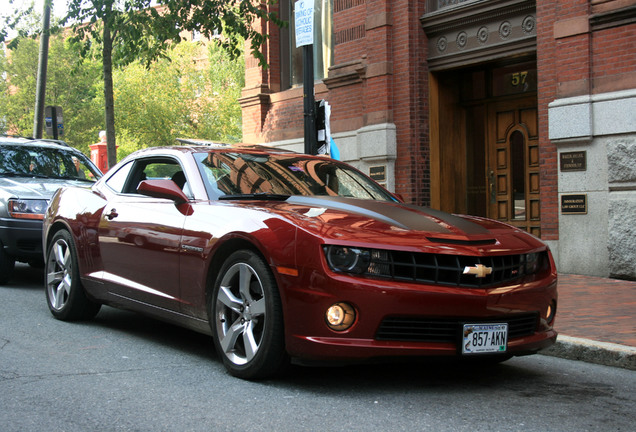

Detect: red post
90,131,112,173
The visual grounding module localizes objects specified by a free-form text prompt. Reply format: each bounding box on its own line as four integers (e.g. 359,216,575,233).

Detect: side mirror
137,179,189,205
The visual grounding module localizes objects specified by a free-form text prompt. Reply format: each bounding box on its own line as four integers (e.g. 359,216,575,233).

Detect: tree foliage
157,0,283,67
113,40,244,159
1,28,245,160
0,35,103,153
0,1,51,48
2,0,283,169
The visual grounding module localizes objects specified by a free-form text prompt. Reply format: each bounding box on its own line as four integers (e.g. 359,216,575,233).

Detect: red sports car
43,143,557,379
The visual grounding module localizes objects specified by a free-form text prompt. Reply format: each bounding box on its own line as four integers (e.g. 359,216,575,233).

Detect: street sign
295,0,314,47
45,106,64,138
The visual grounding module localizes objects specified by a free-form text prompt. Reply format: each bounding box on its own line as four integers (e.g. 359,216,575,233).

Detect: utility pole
33,0,52,139
295,0,316,155
303,44,316,155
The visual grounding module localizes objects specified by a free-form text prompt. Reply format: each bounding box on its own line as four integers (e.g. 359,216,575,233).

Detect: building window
281,0,334,89
426,0,479,14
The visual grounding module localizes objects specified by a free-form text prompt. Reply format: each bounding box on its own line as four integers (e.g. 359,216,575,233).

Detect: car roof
131,140,304,158
0,136,74,150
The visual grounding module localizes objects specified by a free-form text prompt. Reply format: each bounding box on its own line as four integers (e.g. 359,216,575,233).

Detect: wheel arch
205,237,268,304
206,241,289,378
45,220,74,253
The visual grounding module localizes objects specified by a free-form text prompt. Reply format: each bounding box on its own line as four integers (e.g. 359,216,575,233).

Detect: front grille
367,251,548,288
375,313,538,343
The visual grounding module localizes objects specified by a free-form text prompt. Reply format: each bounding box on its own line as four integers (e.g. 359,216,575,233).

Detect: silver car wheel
44,230,101,321
46,237,73,311
215,262,267,366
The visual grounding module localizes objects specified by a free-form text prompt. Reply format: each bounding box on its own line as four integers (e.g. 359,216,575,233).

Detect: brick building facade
240,0,636,279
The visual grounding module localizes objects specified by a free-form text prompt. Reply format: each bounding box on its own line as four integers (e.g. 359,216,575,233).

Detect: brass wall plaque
369,165,386,182
560,151,586,172
561,194,588,214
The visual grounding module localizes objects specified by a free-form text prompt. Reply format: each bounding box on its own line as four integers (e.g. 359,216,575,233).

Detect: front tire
45,230,101,320
210,250,287,379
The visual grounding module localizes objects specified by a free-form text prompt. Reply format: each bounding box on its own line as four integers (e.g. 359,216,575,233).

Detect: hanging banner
295,0,314,47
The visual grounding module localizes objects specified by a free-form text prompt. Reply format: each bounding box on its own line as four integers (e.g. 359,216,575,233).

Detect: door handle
105,208,119,220
488,170,496,204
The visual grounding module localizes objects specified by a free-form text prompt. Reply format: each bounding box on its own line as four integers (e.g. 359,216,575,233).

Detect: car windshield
0,144,101,182
195,151,397,201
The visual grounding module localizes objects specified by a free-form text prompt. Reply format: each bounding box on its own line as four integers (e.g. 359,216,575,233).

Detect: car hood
262,196,546,252
0,177,89,200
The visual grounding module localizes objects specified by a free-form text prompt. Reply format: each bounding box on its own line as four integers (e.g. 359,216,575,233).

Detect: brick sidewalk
556,274,636,347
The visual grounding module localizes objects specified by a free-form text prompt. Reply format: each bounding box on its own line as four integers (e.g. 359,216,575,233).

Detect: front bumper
0,217,44,260
280,268,558,361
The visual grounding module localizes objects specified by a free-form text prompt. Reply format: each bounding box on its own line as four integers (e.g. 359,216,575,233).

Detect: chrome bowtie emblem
463,264,493,278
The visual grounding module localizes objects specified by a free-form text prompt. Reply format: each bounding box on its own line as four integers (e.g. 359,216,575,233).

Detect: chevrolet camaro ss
43,143,557,379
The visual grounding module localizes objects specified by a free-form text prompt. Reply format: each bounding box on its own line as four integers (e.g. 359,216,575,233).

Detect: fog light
325,302,356,331
546,300,557,324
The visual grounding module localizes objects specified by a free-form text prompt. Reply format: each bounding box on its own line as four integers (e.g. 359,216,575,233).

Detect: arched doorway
486,99,540,236
430,61,541,237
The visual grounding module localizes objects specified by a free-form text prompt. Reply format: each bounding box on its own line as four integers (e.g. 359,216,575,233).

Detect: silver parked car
0,136,102,284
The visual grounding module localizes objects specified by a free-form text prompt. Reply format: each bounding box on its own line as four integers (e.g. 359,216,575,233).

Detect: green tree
0,38,40,135
41,37,103,154
58,0,281,169
113,40,244,159
2,0,281,166
0,34,103,154
0,50,7,134
201,42,245,143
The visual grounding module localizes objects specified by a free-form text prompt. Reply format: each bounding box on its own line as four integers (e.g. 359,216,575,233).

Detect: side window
142,161,183,180
107,157,191,197
104,161,134,193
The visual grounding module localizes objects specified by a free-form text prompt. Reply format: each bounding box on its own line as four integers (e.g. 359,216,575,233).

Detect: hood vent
426,237,497,246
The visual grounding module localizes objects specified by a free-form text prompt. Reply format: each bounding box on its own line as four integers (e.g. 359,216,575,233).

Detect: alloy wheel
46,237,73,311
215,262,267,366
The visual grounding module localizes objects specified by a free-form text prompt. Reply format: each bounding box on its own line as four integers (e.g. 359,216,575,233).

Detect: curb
540,335,636,371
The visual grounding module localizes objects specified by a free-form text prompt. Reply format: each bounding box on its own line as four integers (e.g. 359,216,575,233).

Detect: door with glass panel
486,98,541,237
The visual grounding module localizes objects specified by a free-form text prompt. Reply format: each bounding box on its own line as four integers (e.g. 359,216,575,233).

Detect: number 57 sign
295,0,314,47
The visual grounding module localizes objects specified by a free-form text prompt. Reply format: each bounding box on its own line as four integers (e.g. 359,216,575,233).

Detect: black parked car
0,137,102,284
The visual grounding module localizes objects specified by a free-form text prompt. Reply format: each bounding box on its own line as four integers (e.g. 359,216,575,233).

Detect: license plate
462,323,508,354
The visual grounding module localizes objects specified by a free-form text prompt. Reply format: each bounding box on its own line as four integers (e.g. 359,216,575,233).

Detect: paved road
1,264,635,432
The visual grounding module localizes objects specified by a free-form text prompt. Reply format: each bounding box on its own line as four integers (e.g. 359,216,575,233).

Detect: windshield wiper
218,193,290,201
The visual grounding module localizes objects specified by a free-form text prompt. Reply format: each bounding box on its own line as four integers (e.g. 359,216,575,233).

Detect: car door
98,157,188,312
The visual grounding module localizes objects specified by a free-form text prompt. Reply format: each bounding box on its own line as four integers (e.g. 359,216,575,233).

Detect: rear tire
210,250,288,379
45,230,101,320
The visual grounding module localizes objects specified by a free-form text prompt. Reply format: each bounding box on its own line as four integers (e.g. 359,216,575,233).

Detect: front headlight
8,199,48,220
524,253,540,274
324,245,371,274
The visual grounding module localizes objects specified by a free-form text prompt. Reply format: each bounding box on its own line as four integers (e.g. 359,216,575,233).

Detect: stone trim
590,4,636,31
421,0,536,70
324,58,367,89
366,12,393,30
548,89,636,141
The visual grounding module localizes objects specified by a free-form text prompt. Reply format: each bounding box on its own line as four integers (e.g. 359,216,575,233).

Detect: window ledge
324,58,367,90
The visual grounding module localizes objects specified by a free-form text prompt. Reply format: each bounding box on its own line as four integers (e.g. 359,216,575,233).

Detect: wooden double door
433,92,541,238
483,98,541,237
